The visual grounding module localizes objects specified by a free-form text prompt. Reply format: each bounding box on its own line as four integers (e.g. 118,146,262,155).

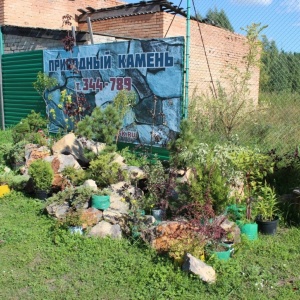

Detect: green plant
61,166,88,186
46,186,94,208
6,140,27,165
254,182,279,221
0,172,29,191
88,153,127,188
76,104,122,153
168,119,196,170
142,158,176,212
119,147,148,167
12,110,48,144
28,159,54,192
113,90,136,143
33,72,58,121
188,23,266,142
168,232,206,266
189,155,230,214
63,208,83,227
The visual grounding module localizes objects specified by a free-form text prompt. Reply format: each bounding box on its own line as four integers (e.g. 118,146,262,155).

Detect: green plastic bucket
91,195,110,210
241,223,258,240
215,248,231,261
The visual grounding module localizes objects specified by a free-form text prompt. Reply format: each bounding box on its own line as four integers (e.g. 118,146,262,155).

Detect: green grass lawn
0,191,300,300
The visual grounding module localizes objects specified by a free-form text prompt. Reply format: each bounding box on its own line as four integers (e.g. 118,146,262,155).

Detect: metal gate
1,50,43,128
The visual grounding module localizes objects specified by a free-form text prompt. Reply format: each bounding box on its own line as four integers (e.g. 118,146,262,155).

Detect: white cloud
281,0,300,12
231,0,272,5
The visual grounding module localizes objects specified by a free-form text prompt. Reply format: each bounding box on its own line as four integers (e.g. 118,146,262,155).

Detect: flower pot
35,190,48,201
68,226,83,235
215,248,231,261
91,195,110,210
151,208,166,222
241,223,258,240
256,216,279,235
0,185,10,198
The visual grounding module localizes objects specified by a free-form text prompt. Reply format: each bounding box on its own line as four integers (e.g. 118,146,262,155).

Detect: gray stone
123,166,146,180
220,219,236,231
46,202,69,219
82,179,98,191
89,221,122,239
103,209,124,224
182,253,216,284
143,215,156,225
109,181,131,214
77,136,106,157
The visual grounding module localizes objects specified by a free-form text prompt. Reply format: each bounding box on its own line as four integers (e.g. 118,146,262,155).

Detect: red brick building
0,0,259,103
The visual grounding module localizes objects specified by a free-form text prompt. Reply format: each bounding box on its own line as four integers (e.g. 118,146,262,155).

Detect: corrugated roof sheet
78,0,190,23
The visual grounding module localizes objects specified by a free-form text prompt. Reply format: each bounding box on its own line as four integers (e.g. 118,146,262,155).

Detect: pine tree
206,8,234,32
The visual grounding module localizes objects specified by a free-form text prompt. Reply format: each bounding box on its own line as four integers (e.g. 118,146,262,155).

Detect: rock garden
1,107,298,285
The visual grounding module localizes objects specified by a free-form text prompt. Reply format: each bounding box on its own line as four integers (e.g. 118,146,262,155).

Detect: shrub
46,186,95,208
12,110,48,144
88,153,127,188
61,166,88,187
28,159,54,191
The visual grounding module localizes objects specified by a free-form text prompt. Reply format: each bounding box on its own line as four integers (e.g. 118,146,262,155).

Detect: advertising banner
43,36,184,147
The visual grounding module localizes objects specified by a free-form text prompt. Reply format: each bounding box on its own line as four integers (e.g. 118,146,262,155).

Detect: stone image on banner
43,36,184,148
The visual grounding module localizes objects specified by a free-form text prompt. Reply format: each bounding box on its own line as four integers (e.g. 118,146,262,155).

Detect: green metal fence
1,50,44,128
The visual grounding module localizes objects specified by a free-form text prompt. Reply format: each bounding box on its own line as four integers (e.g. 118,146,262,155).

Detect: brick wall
0,0,124,29
79,11,260,102
78,12,164,39
162,13,260,102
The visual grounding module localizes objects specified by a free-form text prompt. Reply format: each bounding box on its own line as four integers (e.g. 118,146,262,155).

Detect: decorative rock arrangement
12,132,242,283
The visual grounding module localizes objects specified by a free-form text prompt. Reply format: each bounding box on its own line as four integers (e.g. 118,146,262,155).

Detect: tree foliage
206,8,234,32
260,37,300,93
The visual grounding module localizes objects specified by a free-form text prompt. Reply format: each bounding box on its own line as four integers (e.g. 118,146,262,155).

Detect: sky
130,0,300,52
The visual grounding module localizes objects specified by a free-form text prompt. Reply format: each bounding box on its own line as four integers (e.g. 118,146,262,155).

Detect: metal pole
87,17,94,44
72,26,77,46
0,26,5,130
184,0,191,119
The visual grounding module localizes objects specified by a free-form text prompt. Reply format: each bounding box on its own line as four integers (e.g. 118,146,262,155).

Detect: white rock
182,253,216,284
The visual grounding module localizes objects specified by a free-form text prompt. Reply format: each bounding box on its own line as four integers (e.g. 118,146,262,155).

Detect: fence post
184,0,191,119
0,26,5,130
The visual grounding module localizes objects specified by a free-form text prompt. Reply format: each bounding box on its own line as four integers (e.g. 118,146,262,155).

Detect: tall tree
206,8,234,32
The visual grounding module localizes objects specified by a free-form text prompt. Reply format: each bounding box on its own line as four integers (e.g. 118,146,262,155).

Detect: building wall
2,33,120,54
78,12,260,102
78,12,164,39
0,0,124,29
162,13,260,103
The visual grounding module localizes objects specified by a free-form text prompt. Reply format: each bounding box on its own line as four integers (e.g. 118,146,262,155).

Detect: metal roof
77,0,192,23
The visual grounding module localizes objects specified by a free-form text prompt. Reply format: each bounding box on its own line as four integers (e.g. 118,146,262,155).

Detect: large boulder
182,253,216,284
109,181,131,214
52,133,88,164
81,208,103,229
88,221,122,239
44,154,81,173
25,145,51,168
141,221,190,252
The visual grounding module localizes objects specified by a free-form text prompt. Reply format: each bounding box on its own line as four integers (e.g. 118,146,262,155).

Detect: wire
164,0,183,38
192,0,217,99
